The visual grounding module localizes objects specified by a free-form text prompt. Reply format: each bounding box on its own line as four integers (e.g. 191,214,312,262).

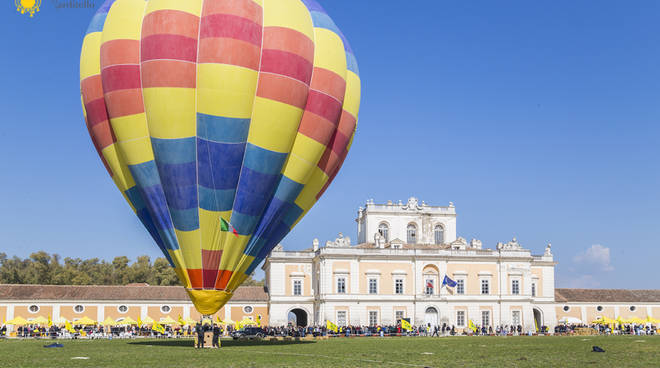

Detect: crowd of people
554,323,658,335
1,321,657,339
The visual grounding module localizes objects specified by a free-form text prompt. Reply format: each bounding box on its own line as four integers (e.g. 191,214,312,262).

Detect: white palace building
263,197,660,330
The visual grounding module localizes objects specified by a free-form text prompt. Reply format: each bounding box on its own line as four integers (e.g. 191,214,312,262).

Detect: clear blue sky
2,1,658,288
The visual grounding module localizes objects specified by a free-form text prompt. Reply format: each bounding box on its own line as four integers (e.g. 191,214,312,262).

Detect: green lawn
1,336,659,367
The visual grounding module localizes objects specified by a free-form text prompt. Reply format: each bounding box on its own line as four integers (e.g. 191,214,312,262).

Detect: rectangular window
481,311,490,327
512,310,521,326
337,277,346,294
369,311,378,326
456,279,465,294
531,283,536,297
481,279,489,295
337,311,347,326
369,278,378,294
293,280,302,296
456,311,465,327
395,279,404,294
425,279,434,295
395,310,404,322
512,280,520,295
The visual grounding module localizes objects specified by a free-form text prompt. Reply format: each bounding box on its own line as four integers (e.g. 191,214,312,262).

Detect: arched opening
288,308,308,327
407,223,417,244
378,222,389,242
533,308,543,332
434,225,444,245
422,265,439,295
424,307,438,327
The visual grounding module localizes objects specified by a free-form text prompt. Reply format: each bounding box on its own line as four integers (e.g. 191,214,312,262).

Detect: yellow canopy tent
646,316,660,324
119,317,137,325
237,318,257,329
74,316,97,325
6,316,28,326
629,317,647,324
102,317,117,326
142,316,154,324
160,316,177,325
184,318,197,326
30,316,49,325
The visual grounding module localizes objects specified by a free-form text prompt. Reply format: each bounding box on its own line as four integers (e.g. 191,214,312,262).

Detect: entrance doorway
288,308,308,327
424,307,438,327
533,308,543,331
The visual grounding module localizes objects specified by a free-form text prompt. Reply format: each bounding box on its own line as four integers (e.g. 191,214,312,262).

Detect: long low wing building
0,284,268,327
1,198,659,331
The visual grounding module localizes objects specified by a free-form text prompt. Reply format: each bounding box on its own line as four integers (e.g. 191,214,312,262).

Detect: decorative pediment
326,233,351,248
497,237,523,250
450,237,468,250
402,196,422,211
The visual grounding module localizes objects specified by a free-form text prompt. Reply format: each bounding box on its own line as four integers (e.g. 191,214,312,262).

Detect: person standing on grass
212,324,220,348
195,322,204,349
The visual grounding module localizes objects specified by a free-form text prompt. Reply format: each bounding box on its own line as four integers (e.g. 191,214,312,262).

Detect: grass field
1,336,659,367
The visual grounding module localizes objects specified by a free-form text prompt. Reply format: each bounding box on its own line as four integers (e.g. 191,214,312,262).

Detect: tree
0,251,265,286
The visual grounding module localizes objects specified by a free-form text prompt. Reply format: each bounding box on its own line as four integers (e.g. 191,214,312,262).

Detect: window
293,280,302,296
481,311,490,326
369,311,378,326
378,223,389,242
425,279,434,295
74,305,84,314
630,306,636,312
531,283,536,297
368,278,378,294
512,311,521,326
512,280,520,295
160,305,171,313
337,311,347,326
456,311,465,327
481,279,490,295
337,277,346,294
243,306,253,314
563,306,570,312
597,306,603,312
395,310,404,322
456,279,465,294
28,305,39,314
395,279,404,294
434,225,444,244
406,224,417,244
118,305,128,314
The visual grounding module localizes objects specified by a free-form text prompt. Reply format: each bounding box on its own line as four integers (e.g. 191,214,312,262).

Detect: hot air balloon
79,0,360,315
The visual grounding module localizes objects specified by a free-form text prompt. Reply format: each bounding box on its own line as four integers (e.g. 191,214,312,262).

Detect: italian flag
220,217,239,237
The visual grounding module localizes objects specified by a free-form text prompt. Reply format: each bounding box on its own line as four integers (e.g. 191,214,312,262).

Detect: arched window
378,223,389,242
434,225,444,245
407,224,417,244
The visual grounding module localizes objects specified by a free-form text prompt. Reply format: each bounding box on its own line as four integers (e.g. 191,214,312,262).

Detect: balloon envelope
80,0,360,315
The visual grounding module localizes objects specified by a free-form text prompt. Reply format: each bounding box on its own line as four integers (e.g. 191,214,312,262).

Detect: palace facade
263,197,660,330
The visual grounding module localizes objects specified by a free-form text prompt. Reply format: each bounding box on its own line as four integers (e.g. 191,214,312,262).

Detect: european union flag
442,275,457,288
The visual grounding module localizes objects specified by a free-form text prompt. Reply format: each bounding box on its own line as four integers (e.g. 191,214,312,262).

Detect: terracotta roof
0,284,267,302
555,288,660,303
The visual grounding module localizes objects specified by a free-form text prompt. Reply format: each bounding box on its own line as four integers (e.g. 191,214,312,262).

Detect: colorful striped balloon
80,0,360,315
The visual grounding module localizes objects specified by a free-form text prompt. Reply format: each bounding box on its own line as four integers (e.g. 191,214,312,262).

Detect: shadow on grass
128,339,316,348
